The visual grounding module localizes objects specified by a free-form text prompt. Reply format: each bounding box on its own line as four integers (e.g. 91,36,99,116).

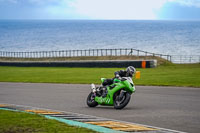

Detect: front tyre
87,92,98,107
114,92,131,109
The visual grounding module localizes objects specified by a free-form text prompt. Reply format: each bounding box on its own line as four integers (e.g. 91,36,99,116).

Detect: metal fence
171,55,200,64
0,48,199,64
0,48,171,60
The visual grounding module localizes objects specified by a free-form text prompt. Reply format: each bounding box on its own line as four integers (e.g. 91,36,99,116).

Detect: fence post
45,51,47,58
65,50,67,57
137,50,139,56
35,51,38,58
189,56,192,63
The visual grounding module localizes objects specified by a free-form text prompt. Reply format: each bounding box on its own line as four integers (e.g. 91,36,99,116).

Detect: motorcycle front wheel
114,92,131,109
87,92,98,107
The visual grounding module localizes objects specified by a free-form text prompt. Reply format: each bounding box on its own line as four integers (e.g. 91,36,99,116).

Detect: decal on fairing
98,98,110,104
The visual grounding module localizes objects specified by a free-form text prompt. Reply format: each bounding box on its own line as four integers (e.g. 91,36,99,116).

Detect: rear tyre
114,92,131,109
87,92,98,107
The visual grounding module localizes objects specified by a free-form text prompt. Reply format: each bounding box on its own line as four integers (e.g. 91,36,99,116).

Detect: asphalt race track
0,82,200,133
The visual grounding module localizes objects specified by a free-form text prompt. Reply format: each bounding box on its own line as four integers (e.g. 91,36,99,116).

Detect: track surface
0,82,200,133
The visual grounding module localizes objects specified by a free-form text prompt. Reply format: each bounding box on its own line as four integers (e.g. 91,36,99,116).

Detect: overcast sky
0,0,200,20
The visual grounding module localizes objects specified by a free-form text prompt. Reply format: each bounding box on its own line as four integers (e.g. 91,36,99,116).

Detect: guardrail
0,48,171,61
0,49,199,64
171,55,200,64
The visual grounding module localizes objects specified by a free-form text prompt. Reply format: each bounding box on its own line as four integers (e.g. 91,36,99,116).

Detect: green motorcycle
87,77,136,109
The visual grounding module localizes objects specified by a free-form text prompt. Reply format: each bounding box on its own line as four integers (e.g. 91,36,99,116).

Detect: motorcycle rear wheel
114,92,131,109
87,92,98,107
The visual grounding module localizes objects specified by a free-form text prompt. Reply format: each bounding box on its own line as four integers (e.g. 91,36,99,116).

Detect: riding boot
102,87,108,98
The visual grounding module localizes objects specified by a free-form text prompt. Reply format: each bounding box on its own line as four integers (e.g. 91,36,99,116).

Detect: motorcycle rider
97,66,136,97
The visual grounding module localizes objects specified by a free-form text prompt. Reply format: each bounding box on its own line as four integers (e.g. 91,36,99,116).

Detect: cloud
157,1,200,20
0,0,200,19
168,0,200,8
70,0,168,19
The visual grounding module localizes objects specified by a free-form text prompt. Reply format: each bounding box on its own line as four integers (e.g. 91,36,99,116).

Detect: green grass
135,64,200,87
0,110,96,133
0,64,200,87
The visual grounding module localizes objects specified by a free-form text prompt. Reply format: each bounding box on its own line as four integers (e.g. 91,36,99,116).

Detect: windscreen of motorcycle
122,77,134,85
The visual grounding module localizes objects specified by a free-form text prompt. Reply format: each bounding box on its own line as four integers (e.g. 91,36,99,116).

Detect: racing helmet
126,66,136,77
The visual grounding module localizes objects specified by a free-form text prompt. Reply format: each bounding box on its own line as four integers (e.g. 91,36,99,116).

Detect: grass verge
0,64,199,87
0,110,96,133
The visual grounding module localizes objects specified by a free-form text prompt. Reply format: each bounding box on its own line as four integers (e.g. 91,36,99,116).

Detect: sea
0,20,200,55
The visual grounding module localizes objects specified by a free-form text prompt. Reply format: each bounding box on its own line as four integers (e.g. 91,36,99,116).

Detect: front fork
118,90,126,100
